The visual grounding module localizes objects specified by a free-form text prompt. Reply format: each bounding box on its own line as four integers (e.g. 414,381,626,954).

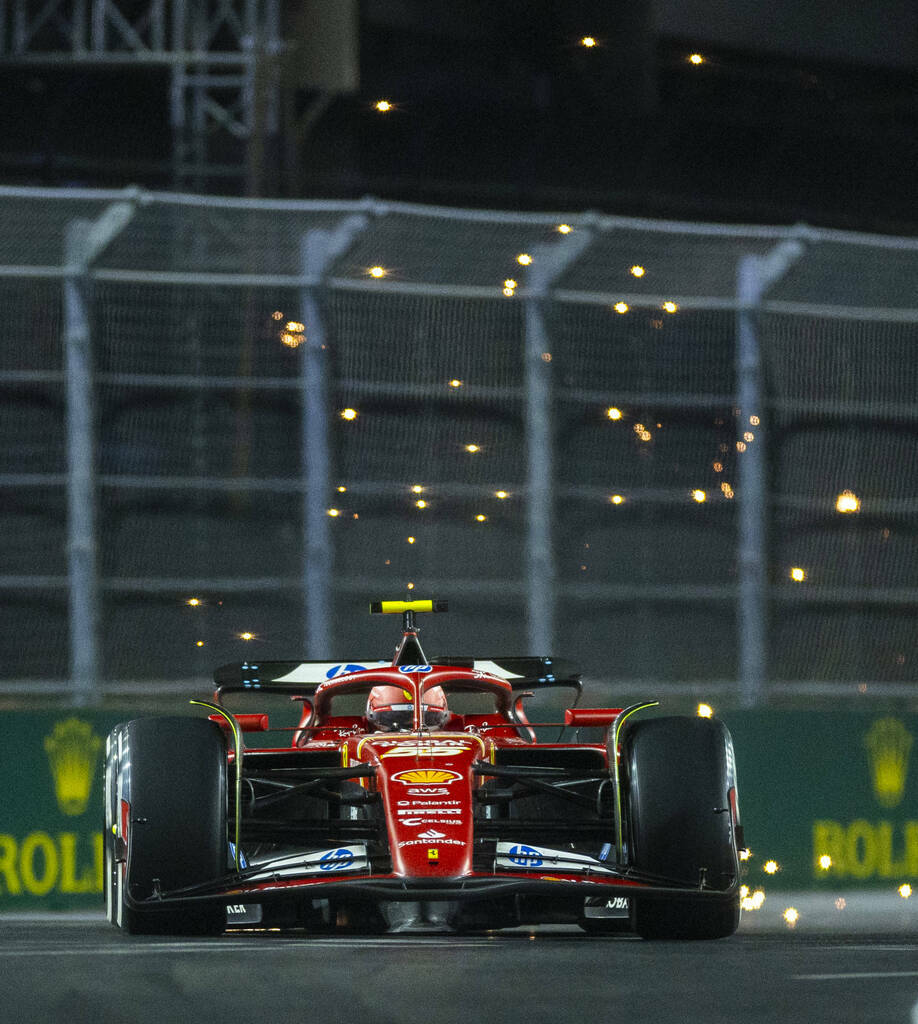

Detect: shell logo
392,769,462,785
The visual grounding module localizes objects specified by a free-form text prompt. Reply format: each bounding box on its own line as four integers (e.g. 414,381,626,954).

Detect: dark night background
0,1,916,229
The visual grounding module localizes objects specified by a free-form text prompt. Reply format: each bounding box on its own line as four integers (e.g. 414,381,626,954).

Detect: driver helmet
366,684,450,731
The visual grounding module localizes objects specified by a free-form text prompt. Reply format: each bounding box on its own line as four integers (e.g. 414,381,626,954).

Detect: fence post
63,219,99,706
300,213,369,655
736,238,805,706
62,198,137,705
523,227,594,655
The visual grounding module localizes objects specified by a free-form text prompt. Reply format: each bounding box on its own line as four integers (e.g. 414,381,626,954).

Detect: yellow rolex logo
44,718,103,817
864,717,912,809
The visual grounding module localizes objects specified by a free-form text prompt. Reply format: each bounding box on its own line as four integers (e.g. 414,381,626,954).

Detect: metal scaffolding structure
0,0,282,191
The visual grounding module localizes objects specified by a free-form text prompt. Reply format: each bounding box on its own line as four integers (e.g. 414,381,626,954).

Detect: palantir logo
508,845,543,867
319,848,355,871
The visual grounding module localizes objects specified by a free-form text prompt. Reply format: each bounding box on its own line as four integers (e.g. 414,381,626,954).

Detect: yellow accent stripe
190,699,243,872
612,701,659,858
374,599,435,614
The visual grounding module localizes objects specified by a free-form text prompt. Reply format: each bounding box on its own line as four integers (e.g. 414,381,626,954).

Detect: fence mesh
1,187,916,702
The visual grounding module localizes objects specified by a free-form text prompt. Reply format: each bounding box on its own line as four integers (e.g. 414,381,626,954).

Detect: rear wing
214,656,581,694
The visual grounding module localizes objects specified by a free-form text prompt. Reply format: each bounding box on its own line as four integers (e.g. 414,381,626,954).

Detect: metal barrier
1,186,917,704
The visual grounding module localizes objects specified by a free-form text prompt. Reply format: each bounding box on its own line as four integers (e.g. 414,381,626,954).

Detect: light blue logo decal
398,664,432,673
319,848,355,871
508,845,543,867
325,664,368,679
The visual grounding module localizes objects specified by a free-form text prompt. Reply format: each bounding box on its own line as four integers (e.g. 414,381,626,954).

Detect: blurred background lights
609,494,625,505
475,514,487,522
407,536,416,544
739,848,751,861
744,431,755,442
238,632,255,641
688,53,705,65
495,490,509,499
337,485,347,493
697,703,713,718
186,597,202,607
415,499,427,509
614,302,629,314
340,408,358,420
580,36,597,48
504,278,518,290
374,99,393,112
790,567,806,582
557,223,572,234
517,253,532,265
281,331,303,348
271,311,284,320
448,378,463,388
606,407,622,420
285,320,304,332
195,640,205,647
835,897,846,910
763,860,779,874
411,484,424,493
464,443,480,453
630,265,645,277
836,489,860,513
326,508,341,517
783,907,799,927
899,883,912,898
367,265,387,278
818,854,832,870
662,301,679,313
692,489,707,503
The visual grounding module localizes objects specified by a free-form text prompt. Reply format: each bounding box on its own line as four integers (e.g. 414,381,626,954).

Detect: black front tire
105,716,228,935
623,715,740,940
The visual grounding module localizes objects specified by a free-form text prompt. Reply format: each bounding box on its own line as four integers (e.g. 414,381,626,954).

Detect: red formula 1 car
104,600,744,938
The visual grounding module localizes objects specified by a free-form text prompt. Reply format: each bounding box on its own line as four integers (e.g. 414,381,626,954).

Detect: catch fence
1,185,917,705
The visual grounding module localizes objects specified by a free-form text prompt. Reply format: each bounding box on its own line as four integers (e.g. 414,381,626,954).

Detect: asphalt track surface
3,894,918,1024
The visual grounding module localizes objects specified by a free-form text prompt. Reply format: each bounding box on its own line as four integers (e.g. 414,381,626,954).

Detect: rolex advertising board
726,712,918,890
0,712,124,908
0,709,917,909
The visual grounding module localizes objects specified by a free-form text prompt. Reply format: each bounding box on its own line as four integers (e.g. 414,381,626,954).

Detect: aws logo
44,718,103,817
